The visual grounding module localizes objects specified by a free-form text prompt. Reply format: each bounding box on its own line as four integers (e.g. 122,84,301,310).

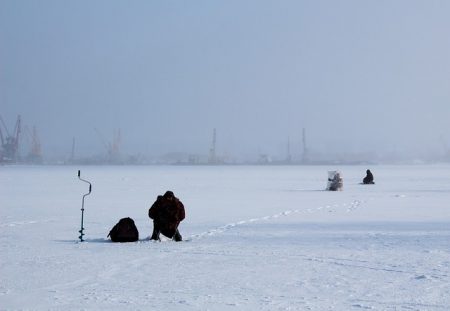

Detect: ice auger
77,170,92,242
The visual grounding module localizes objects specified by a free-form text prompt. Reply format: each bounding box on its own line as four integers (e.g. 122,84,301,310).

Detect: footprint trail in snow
186,199,367,241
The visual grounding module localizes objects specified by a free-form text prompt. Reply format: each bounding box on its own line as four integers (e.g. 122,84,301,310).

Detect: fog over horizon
1,1,449,161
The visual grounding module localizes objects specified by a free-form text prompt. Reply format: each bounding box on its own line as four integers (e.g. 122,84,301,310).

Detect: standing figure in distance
148,191,185,242
363,169,375,184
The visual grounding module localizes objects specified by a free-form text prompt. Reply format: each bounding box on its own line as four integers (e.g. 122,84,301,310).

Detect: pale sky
1,1,449,160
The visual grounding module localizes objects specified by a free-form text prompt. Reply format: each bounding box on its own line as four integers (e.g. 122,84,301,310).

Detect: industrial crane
0,115,21,163
23,125,42,163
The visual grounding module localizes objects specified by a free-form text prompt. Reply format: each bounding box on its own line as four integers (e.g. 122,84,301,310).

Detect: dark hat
163,191,174,198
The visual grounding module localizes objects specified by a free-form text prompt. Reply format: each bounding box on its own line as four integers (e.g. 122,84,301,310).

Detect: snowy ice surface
1,164,450,310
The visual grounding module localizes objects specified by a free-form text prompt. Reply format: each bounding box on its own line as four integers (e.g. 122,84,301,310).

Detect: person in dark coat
148,191,185,242
363,169,374,184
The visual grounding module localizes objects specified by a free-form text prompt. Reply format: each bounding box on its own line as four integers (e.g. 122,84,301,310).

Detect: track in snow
186,199,367,241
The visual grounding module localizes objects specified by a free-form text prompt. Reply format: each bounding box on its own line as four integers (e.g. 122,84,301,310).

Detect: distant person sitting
148,191,185,242
363,169,374,184
327,171,343,191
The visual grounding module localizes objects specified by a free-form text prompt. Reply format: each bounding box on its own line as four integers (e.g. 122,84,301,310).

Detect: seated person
327,171,343,191
363,169,374,184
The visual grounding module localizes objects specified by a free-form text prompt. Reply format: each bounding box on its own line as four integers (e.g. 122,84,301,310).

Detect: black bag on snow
108,217,139,242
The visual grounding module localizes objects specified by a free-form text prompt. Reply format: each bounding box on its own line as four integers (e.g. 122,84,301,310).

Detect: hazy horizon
1,1,449,160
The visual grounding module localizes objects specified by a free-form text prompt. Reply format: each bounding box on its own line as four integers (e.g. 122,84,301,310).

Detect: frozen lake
1,164,450,310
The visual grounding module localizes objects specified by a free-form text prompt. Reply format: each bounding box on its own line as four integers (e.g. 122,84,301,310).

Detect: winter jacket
148,194,185,237
363,170,374,184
